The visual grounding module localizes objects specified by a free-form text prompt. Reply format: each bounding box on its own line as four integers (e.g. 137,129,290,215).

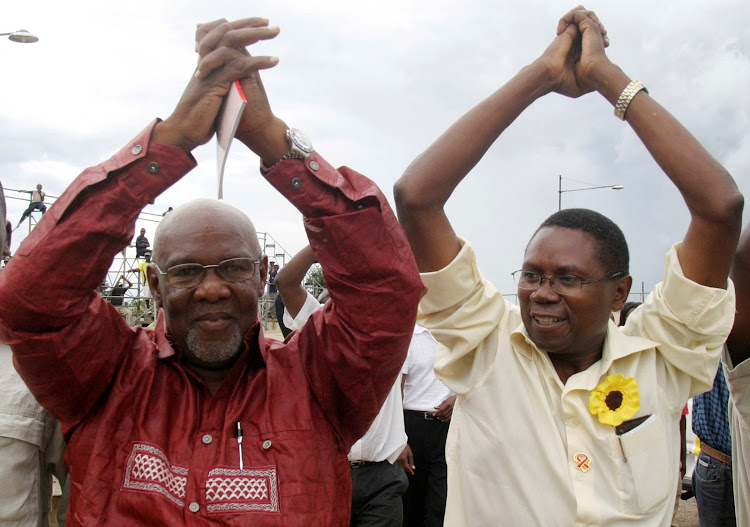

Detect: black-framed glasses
511,270,625,296
154,258,260,289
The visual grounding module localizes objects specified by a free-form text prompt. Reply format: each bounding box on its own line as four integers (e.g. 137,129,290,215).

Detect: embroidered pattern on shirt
122,442,188,507
206,466,280,514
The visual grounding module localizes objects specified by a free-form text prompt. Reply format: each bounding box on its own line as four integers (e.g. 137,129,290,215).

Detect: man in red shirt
0,18,422,526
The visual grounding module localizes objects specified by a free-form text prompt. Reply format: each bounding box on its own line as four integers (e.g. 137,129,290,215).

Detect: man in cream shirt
394,7,742,526
724,225,750,525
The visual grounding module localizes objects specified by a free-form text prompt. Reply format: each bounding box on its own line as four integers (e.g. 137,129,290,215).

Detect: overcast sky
2,0,749,300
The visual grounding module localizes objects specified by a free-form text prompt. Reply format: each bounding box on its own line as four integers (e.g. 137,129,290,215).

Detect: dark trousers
693,450,736,526
350,460,408,527
19,201,46,223
402,410,448,527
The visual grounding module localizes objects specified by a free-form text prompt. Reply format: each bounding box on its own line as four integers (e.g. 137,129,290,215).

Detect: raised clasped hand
535,5,611,98
155,18,280,153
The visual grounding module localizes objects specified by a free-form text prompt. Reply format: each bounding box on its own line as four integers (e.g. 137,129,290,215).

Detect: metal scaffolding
5,187,297,329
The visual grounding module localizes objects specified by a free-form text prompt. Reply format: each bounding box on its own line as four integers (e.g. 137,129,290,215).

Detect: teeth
534,316,561,326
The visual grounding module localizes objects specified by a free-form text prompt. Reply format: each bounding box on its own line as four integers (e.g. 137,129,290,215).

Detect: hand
556,6,612,94
531,6,609,98
397,444,415,476
153,18,280,153
196,18,289,164
433,394,457,422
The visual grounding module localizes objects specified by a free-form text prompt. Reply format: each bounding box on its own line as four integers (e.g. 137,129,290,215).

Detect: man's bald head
152,199,261,266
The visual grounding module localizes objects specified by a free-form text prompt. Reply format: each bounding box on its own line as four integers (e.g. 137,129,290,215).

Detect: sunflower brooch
589,374,640,427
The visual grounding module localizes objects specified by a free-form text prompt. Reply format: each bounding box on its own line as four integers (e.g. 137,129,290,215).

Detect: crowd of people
0,7,748,527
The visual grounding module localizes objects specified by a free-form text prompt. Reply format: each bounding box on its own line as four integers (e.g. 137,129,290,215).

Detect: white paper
216,80,247,199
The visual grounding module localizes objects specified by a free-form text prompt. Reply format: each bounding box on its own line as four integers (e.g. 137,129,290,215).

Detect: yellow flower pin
589,374,640,427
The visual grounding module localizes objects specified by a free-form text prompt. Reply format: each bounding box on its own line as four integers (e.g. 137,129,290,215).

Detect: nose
193,267,231,302
529,278,561,302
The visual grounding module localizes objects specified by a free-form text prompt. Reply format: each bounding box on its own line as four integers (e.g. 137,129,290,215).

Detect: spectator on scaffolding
129,250,152,309
15,183,47,229
134,228,150,257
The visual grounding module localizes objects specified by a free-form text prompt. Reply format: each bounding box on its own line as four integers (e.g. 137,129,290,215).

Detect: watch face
288,128,313,153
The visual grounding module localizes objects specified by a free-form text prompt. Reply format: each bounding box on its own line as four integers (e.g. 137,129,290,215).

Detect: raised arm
275,245,316,319
0,21,282,423
393,9,606,272
566,8,743,288
727,226,750,365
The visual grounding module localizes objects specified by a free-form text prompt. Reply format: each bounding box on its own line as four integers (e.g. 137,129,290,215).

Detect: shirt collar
510,319,658,386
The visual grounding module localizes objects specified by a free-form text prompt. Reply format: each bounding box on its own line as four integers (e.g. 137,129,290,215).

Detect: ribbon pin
574,452,592,472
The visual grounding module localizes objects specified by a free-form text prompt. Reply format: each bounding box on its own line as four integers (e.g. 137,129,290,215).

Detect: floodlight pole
558,175,624,210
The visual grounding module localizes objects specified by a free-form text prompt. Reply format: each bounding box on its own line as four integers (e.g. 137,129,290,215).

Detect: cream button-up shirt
724,349,750,527
418,239,734,526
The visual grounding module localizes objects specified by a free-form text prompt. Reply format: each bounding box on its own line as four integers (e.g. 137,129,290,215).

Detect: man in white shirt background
398,325,455,527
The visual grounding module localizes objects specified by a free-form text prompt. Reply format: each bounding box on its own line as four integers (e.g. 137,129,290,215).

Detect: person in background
722,224,750,526
16,183,47,229
398,326,455,527
0,181,69,526
134,228,150,257
618,301,641,327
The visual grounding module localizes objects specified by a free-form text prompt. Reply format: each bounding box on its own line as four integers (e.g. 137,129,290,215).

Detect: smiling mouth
533,315,563,326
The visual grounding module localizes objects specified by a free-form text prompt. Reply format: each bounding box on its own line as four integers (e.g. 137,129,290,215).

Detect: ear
257,255,268,297
610,275,633,312
146,264,164,309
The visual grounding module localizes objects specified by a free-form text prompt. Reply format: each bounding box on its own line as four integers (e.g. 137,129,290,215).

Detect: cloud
2,0,749,299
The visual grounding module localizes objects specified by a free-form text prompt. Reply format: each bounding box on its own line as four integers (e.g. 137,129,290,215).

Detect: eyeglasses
511,270,625,296
154,258,260,289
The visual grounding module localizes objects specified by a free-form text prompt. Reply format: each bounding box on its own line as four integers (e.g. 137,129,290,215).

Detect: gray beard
186,325,243,365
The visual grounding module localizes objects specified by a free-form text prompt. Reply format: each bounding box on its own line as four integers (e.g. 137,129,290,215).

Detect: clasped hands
154,17,288,165
534,5,614,99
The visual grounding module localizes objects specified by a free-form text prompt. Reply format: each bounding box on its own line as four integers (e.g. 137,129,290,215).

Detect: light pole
558,175,623,210
0,30,39,43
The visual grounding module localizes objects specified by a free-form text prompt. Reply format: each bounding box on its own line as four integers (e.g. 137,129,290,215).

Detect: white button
131,145,142,155
202,434,212,445
570,418,580,426
576,473,584,481
189,502,200,512
309,161,320,171
262,439,272,450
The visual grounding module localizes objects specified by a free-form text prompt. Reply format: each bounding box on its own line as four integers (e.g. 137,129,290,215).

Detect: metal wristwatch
282,128,313,160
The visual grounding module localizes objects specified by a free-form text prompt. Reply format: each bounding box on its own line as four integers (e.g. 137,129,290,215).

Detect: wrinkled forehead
524,226,605,273
155,203,260,265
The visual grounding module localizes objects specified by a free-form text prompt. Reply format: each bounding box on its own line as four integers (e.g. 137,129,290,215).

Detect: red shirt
0,122,423,526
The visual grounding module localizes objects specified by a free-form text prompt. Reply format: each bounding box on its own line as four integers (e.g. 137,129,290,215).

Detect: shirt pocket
617,414,672,514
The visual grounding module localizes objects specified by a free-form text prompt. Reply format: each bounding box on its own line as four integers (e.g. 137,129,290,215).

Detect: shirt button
189,502,200,513
262,439,272,450
147,162,160,174
291,178,302,189
131,144,142,155
576,473,584,481
309,161,320,171
202,434,213,445
570,418,580,426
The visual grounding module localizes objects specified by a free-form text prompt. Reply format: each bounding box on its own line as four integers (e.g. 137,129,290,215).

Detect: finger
587,11,607,37
195,49,279,80
197,19,277,58
195,18,229,50
196,17,269,51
